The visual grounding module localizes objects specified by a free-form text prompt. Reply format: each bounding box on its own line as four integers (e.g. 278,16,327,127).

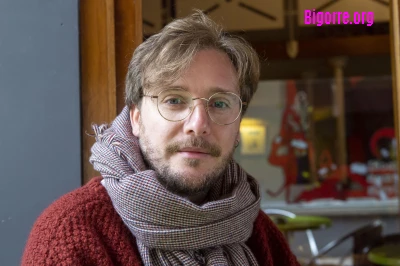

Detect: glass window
234,75,398,215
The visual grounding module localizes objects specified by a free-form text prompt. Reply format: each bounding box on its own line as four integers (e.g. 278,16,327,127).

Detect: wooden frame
389,0,400,215
79,0,142,184
114,0,143,113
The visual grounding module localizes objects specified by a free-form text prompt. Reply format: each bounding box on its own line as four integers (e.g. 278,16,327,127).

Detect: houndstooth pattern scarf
89,107,261,266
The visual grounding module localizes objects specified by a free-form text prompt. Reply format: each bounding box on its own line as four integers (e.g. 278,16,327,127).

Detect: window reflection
235,76,398,214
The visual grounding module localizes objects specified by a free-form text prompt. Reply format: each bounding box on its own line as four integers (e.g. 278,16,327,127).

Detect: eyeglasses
142,88,247,125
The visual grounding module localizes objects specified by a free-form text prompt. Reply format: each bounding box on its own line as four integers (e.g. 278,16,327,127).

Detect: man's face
130,49,241,196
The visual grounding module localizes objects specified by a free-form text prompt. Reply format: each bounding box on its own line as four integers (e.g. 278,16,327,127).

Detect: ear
129,106,141,137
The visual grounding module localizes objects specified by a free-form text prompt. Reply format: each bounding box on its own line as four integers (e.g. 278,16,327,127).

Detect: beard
138,123,235,197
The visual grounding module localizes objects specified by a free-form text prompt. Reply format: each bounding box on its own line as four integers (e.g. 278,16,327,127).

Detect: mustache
166,137,221,157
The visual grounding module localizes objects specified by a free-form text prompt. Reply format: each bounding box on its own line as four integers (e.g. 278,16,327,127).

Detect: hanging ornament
286,0,298,58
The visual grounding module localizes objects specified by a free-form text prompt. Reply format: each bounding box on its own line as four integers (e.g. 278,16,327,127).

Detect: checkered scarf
89,107,261,266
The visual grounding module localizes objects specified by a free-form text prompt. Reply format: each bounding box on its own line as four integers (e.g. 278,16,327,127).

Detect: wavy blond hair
125,10,260,114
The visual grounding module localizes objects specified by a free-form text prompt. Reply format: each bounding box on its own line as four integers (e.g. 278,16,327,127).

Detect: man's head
126,11,260,199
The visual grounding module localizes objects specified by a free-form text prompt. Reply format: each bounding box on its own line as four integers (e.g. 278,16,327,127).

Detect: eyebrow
164,85,238,94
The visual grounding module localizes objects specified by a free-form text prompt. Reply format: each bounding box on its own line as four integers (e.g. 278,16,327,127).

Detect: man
22,11,300,266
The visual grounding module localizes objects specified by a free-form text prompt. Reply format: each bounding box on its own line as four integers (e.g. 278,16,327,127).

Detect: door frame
79,0,142,184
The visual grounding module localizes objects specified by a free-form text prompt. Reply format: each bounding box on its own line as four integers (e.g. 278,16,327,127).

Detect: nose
183,101,211,136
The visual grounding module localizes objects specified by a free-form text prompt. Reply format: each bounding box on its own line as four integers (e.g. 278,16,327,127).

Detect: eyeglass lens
156,88,242,125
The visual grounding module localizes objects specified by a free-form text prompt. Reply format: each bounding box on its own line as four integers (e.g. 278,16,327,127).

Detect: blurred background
1,0,400,265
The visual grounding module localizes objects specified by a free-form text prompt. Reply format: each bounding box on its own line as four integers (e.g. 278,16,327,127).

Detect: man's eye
166,98,182,104
163,96,187,105
211,101,229,108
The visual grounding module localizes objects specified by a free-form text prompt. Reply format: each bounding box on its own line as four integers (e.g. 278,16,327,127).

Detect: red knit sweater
22,177,300,266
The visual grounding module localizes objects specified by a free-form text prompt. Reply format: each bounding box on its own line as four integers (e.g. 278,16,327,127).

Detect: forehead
174,50,239,94
145,49,239,96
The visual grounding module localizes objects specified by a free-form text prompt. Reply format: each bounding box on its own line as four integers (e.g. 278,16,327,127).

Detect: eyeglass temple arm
142,95,158,99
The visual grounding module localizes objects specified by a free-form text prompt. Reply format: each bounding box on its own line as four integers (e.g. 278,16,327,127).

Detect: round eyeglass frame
142,88,247,125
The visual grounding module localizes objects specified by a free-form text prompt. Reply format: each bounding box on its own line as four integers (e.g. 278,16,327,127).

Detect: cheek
142,118,179,144
215,126,238,148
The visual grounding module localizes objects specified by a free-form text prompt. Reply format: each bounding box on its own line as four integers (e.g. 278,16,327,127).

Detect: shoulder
251,211,289,245
253,210,286,234
247,211,300,266
32,177,112,227
21,177,129,265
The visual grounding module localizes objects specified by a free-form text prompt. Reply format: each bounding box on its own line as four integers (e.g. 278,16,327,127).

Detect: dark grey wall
0,1,81,265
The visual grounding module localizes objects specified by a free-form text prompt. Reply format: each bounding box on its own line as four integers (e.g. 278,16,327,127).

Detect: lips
177,147,212,159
